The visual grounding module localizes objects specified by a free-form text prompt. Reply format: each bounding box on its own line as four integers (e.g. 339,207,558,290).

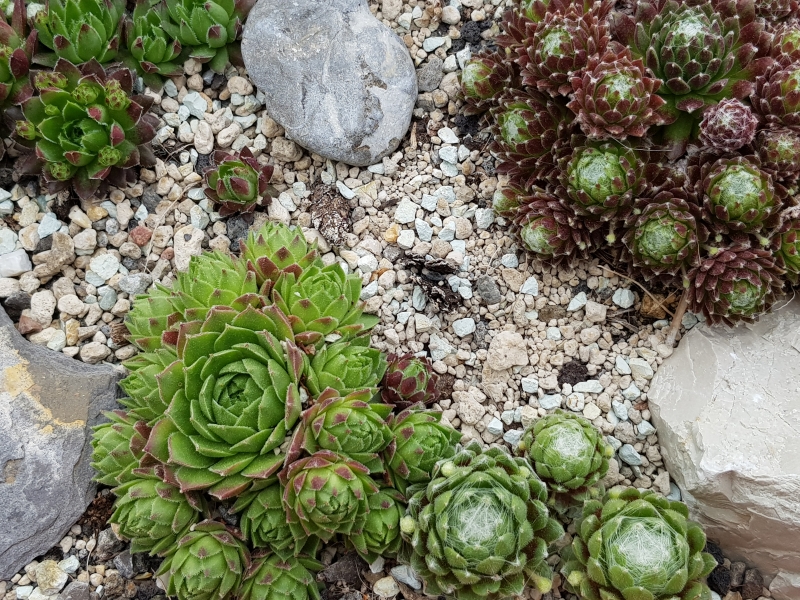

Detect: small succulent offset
239,550,322,600
122,0,183,91
0,0,35,113
561,486,717,600
33,0,126,67
401,443,564,600
161,0,255,73
14,59,158,202
347,486,406,563
380,352,440,410
203,147,278,217
516,411,614,513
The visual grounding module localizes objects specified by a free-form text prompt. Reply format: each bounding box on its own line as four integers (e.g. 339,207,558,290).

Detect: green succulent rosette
516,410,614,514
614,0,772,158
380,352,440,411
145,303,307,500
118,347,177,424
235,478,298,552
91,410,150,486
161,0,254,73
0,0,35,113
110,468,203,556
561,486,717,600
272,262,379,348
774,208,800,283
305,337,387,398
124,286,180,352
279,450,379,544
123,0,183,91
239,550,323,600
461,50,515,115
752,56,800,128
204,147,278,217
384,407,462,495
32,0,125,66
14,59,158,202
401,442,564,600
158,520,250,600
348,486,407,563
286,388,393,474
239,222,319,290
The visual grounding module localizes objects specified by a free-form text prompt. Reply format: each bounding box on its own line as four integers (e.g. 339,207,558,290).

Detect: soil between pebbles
0,0,748,599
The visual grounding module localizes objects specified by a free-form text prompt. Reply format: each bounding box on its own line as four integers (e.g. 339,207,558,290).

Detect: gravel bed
0,0,741,599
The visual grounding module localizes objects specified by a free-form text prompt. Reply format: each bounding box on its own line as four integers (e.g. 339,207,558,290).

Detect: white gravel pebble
394,198,418,224
452,317,476,337
613,288,636,308
567,292,587,311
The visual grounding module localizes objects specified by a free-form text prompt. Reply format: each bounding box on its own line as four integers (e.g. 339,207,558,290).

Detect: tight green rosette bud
461,51,515,115
347,487,407,563
516,410,614,514
623,189,705,287
33,0,125,66
123,286,181,352
561,487,717,600
384,407,462,495
689,153,782,235
118,347,177,424
162,0,253,73
614,0,772,158
513,187,592,263
236,479,297,551
123,0,183,91
240,222,319,290
305,337,387,398
687,244,785,325
158,520,250,600
402,443,564,600
145,304,307,500
279,450,379,544
204,147,278,217
239,550,322,600
91,410,150,486
16,59,158,202
272,263,379,348
110,468,203,556
286,389,393,474
492,179,527,219
774,209,800,283
380,352,440,411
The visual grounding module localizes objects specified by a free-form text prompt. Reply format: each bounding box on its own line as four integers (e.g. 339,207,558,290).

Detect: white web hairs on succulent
602,516,690,595
541,422,594,471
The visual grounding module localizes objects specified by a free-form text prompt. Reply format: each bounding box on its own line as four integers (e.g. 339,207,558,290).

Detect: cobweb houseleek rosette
32,0,125,67
143,303,308,500
561,486,717,600
687,243,785,325
279,450,379,544
688,152,784,235
489,89,574,186
239,222,319,291
158,520,250,600
109,467,203,557
239,549,323,600
400,443,564,600
613,0,772,159
285,388,393,474
91,409,151,486
383,406,462,495
380,352,440,411
203,147,278,217
622,189,706,287
698,99,759,152
754,126,800,186
13,59,158,202
161,0,255,73
567,45,667,140
770,21,800,63
515,410,613,514
516,1,611,98
756,0,799,20
752,56,800,128
772,207,800,283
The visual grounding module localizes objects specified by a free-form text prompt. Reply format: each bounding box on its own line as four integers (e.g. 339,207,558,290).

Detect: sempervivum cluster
464,0,800,326
91,222,463,600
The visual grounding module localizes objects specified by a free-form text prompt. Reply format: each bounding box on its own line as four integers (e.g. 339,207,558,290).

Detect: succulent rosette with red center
204,147,278,217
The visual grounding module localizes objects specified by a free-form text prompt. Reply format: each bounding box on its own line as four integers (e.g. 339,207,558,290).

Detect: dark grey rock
59,582,91,600
475,275,501,305
0,306,122,579
113,550,134,579
140,191,161,213
242,0,416,167
417,56,444,93
94,528,126,562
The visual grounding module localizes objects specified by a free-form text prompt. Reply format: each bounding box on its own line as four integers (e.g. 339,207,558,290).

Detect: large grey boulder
648,299,800,600
242,0,417,167
0,306,121,578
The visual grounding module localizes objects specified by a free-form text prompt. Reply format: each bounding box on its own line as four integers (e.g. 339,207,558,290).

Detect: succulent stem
666,289,689,347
